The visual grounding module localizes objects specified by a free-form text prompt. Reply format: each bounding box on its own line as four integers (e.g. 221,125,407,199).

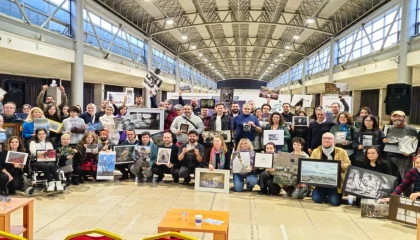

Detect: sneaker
119,175,129,181
56,181,64,191
47,181,55,192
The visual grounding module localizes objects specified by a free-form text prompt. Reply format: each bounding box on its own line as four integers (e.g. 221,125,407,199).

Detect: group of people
0,85,418,208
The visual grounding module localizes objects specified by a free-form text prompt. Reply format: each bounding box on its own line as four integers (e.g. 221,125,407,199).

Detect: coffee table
157,209,229,240
0,198,33,240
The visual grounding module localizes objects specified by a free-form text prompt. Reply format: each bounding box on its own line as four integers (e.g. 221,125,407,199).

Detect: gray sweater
170,115,204,143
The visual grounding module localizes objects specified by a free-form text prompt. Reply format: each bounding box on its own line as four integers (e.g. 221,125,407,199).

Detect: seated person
75,132,99,182
290,137,311,199
310,132,351,206
116,130,139,181
178,130,205,185
2,136,26,194
259,142,280,195
231,138,258,192
29,128,63,192
130,131,158,182
153,132,180,183
57,133,78,185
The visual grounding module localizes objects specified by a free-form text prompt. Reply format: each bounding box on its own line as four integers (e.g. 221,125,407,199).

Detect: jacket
164,110,178,131
329,124,358,150
37,91,67,114
310,146,351,193
3,114,23,123
22,120,49,140
209,113,232,131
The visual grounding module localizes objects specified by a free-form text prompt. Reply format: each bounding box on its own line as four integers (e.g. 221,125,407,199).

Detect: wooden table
0,198,33,240
158,209,229,240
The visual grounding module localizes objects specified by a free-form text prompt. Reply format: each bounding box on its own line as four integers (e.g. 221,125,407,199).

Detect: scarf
210,147,225,169
322,144,335,160
339,124,349,137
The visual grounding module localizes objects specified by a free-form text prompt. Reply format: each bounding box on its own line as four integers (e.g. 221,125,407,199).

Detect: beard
99,137,108,142
232,109,239,113
393,120,403,126
189,139,196,144
191,103,197,108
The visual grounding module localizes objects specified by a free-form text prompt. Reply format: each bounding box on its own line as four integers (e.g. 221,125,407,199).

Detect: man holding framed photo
310,132,351,206
178,130,205,185
170,104,204,146
233,104,261,148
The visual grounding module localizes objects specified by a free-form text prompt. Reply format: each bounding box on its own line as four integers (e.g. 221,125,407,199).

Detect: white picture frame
126,108,164,134
254,153,274,168
96,152,116,180
194,168,230,194
5,151,28,165
263,130,284,145
157,148,171,164
335,131,346,144
292,116,309,127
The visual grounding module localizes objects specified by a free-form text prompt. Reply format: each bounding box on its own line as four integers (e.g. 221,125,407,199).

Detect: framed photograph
263,130,284,145
232,152,251,174
113,145,136,164
342,166,397,199
361,199,389,218
180,123,189,134
201,99,215,109
254,153,273,168
126,108,164,134
273,153,299,186
335,131,346,144
96,152,116,180
361,133,375,147
220,87,234,103
3,123,21,139
292,116,309,127
36,149,57,162
0,131,6,143
297,158,341,188
157,148,171,164
86,122,103,132
194,168,230,194
86,144,98,154
34,118,48,133
5,151,28,165
202,130,232,143
143,70,163,95
47,119,63,133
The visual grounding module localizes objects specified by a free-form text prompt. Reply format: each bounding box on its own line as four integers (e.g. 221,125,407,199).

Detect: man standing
163,100,178,131
230,102,241,118
191,98,201,116
130,131,158,182
152,132,180,183
37,85,68,114
96,99,119,119
132,95,144,108
307,109,335,154
210,103,232,131
281,103,294,123
233,104,261,147
3,102,22,123
200,108,211,131
327,97,349,122
116,130,139,181
384,111,418,182
170,104,204,145
178,130,205,185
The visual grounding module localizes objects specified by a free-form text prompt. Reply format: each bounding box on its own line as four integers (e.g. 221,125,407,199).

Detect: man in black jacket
210,103,231,131
281,103,294,123
152,132,180,183
307,109,335,154
3,102,22,123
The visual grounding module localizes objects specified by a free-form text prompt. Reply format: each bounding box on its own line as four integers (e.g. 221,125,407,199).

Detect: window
152,49,175,75
306,47,330,76
290,63,303,82
179,63,192,81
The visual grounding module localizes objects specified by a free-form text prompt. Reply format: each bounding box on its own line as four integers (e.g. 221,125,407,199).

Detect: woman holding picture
99,105,120,145
2,136,26,195
29,128,63,192
207,135,231,170
258,142,280,195
264,112,290,152
62,106,86,145
22,107,49,144
74,132,99,182
329,112,358,166
290,111,309,153
353,115,385,166
44,105,62,146
116,105,128,144
230,138,258,192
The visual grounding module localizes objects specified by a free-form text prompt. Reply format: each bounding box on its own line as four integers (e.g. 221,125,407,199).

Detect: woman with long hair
258,142,280,195
353,114,385,166
329,112,358,166
231,138,258,192
22,107,48,141
353,107,371,129
116,105,128,143
29,128,63,192
99,105,119,145
264,112,290,152
74,132,99,181
44,105,62,145
2,136,26,194
207,135,231,170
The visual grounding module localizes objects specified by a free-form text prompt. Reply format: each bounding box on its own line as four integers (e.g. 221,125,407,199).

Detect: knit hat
99,130,109,137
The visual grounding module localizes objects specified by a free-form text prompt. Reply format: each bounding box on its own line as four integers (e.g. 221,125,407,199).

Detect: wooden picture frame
297,158,341,188
194,168,230,193
47,119,63,133
3,123,21,139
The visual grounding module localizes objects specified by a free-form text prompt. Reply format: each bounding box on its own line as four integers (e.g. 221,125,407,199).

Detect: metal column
328,37,336,82
301,59,307,95
398,0,415,84
175,57,180,92
70,0,84,108
145,38,153,107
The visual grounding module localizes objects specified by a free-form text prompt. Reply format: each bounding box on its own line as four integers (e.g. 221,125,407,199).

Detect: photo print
273,153,299,186
200,99,215,109
220,87,234,103
125,108,164,134
86,144,98,154
254,153,274,169
47,119,62,133
34,118,48,133
290,95,313,108
157,148,171,164
180,123,189,134
232,152,251,174
298,158,341,188
36,150,57,162
292,116,309,127
143,69,163,96
202,131,232,143
0,131,6,143
114,145,136,164
263,130,284,145
342,166,397,199
194,168,230,193
5,151,28,165
96,152,116,180
3,123,20,140
361,133,374,147
86,122,104,132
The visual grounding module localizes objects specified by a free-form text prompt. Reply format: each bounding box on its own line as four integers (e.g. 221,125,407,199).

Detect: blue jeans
312,187,342,206
233,173,258,192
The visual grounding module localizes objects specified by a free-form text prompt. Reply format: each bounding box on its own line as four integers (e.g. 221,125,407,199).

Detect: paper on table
203,218,224,225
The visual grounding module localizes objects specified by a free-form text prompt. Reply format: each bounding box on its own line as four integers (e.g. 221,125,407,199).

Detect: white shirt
215,115,222,131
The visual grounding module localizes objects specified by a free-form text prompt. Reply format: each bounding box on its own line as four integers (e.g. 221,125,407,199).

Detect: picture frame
194,168,230,194
335,131,346,144
200,99,215,109
96,152,116,180
297,158,341,188
292,116,309,127
34,118,48,133
220,87,234,103
47,119,63,133
202,130,232,143
5,151,28,165
263,130,284,145
86,122,104,132
36,149,57,162
113,145,136,164
361,132,376,147
180,123,189,134
342,166,397,199
3,123,21,139
125,108,164,134
254,153,274,168
273,153,299,186
86,144,98,154
0,131,6,143
232,151,251,174
157,148,171,164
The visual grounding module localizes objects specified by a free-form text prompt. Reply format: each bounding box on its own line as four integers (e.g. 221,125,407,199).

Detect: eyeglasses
322,137,334,140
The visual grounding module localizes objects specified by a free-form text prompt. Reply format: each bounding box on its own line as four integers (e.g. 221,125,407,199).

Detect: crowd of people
0,85,418,207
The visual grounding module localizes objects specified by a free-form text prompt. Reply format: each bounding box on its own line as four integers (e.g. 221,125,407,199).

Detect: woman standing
353,107,371,129
231,138,258,192
253,108,264,152
207,135,231,170
264,112,291,152
100,105,120,145
62,106,86,145
329,112,358,166
44,105,62,145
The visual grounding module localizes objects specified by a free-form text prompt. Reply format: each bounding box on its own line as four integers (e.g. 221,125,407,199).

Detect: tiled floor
8,178,417,240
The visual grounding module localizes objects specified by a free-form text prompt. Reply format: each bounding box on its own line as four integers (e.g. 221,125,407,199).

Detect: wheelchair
21,165,67,197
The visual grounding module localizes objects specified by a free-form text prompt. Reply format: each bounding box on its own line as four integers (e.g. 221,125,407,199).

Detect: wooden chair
142,231,198,240
64,229,124,240
0,230,26,240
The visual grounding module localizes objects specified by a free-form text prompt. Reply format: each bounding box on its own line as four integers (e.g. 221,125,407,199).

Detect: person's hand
383,138,387,144
7,174,12,183
176,130,182,135
247,166,252,172
0,96,4,101
266,98,271,104
42,85,48,91
209,164,214,171
179,90,182,96
84,144,87,148
403,153,409,157
32,134,35,136
341,161,346,170
155,162,161,166
149,90,153,95
308,148,312,155
410,193,420,201
358,145,364,150
83,125,87,129
67,155,73,160
247,121,255,127
12,163,21,168
381,197,390,203
73,149,78,153
194,149,200,156
142,167,148,170
267,168,275,173
59,86,65,93
290,124,295,131
104,127,109,131
342,140,348,145
124,95,127,101
182,148,188,154
167,163,173,168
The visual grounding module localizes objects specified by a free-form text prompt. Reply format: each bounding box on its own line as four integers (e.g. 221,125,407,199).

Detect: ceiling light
191,45,196,49
270,64,274,66
166,19,174,25
279,54,284,57
204,59,207,62
274,59,278,62
199,53,203,57
306,18,315,24
182,35,188,40
285,46,290,49
293,35,300,40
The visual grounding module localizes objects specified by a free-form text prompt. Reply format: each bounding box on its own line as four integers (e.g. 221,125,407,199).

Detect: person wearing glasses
310,132,351,206
233,104,262,148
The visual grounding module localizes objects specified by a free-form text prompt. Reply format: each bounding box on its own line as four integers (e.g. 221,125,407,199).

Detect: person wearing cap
98,130,113,153
383,110,418,181
178,130,205,185
130,131,158,182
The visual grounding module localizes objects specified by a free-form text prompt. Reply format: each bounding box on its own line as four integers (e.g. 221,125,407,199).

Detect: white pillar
328,38,336,82
175,57,180,92
70,0,84,107
145,38,153,107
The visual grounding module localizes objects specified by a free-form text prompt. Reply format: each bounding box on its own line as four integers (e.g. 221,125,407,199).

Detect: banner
322,95,352,114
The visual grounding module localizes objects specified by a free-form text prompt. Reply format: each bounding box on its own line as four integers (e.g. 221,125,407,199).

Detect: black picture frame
180,123,189,134
200,99,215,109
297,158,341,188
342,166,397,199
361,132,376,147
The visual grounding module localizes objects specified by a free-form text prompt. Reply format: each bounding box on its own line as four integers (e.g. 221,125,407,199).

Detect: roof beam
179,45,305,55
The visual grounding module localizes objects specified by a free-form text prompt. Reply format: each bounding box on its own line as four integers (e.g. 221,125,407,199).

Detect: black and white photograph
361,133,375,147
259,87,270,98
86,144,99,154
342,166,397,199
157,148,171,164
34,118,48,133
263,130,284,145
290,94,313,108
180,123,189,134
242,123,251,132
126,108,164,134
201,99,215,109
0,131,6,143
202,131,231,143
220,87,234,103
292,116,309,127
194,168,230,193
114,145,136,164
254,153,274,168
297,158,341,188
5,151,28,165
143,70,163,95
96,152,116,180
232,152,251,174
272,153,299,186
47,119,62,133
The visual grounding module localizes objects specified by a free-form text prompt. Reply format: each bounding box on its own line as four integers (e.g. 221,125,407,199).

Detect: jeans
233,173,258,192
151,164,171,180
312,187,342,206
179,166,196,183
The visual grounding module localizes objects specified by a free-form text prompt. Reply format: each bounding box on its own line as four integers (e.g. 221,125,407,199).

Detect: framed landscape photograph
96,152,116,180
200,99,215,109
194,168,230,193
47,119,63,133
263,130,284,145
3,123,21,139
157,148,171,164
342,166,397,199
273,153,299,186
254,153,273,168
202,130,232,143
36,149,57,162
0,131,6,143
113,145,136,164
34,118,48,133
5,151,28,165
292,116,309,127
126,108,164,134
297,158,341,188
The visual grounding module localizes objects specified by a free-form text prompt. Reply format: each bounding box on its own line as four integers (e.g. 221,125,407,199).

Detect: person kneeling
259,142,281,195
29,128,63,192
178,130,205,185
309,133,351,206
